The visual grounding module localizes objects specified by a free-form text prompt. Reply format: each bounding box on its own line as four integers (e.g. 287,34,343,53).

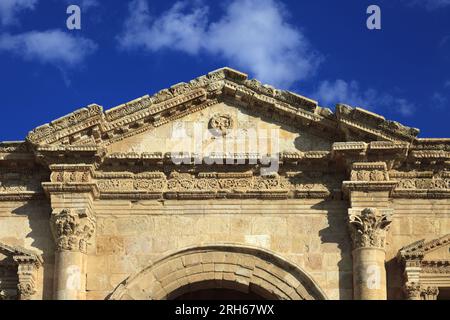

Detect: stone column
343,162,397,300
43,164,98,300
50,208,95,300
348,208,393,300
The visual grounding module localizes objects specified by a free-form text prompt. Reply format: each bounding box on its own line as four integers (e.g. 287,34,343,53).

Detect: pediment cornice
399,234,450,262
24,67,421,150
0,242,43,267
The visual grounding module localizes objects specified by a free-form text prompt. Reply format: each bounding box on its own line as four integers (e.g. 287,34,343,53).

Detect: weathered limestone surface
0,68,449,300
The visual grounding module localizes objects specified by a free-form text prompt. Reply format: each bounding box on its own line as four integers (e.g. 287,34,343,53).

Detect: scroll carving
94,171,338,199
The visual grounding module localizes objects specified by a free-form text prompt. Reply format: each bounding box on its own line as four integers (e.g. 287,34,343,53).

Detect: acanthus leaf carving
348,208,393,249
403,282,422,300
50,209,96,253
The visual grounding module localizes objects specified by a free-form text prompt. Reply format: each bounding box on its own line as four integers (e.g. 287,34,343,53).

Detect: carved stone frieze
421,260,450,273
50,209,96,253
94,170,338,199
348,208,393,249
395,178,450,190
0,168,47,193
49,164,94,183
350,162,389,182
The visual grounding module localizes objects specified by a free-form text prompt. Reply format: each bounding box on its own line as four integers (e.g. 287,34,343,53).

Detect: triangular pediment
0,241,42,266
399,234,450,261
104,99,336,157
25,67,420,154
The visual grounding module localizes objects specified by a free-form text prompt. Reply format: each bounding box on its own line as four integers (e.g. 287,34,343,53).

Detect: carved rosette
209,114,234,136
50,209,96,253
348,208,393,249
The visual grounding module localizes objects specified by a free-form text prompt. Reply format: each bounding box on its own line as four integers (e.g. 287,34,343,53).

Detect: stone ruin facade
0,67,449,300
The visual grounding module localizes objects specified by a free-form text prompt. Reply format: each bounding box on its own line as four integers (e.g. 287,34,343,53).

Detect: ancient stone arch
109,244,328,300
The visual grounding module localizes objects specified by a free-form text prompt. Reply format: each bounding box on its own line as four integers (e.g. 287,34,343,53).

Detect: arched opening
109,244,327,300
170,280,276,300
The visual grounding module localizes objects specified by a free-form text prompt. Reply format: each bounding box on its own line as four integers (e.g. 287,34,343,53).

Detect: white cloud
119,1,208,55
0,29,97,67
432,92,448,108
313,79,415,117
410,0,450,10
118,0,321,88
0,0,37,26
62,0,99,10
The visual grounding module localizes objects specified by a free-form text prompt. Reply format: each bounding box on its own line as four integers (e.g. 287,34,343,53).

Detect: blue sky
0,0,449,140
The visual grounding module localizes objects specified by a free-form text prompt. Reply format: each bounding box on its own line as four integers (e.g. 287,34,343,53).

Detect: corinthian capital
403,283,440,300
404,282,422,300
50,209,96,253
421,286,439,300
349,208,393,249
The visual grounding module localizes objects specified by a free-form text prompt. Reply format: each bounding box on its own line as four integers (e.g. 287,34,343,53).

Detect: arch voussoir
109,244,328,300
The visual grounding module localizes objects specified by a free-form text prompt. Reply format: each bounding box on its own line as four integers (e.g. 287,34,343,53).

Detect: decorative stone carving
0,242,42,300
15,258,38,300
49,164,93,183
94,170,337,200
50,209,96,253
422,260,450,273
0,169,47,193
23,67,421,150
421,286,439,300
350,162,389,182
209,114,234,136
336,104,419,142
0,289,7,300
396,178,450,190
403,282,422,300
398,234,449,299
404,283,440,300
27,104,102,144
348,208,393,249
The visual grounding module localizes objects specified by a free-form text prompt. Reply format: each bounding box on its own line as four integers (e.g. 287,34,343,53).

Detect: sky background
0,0,449,140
